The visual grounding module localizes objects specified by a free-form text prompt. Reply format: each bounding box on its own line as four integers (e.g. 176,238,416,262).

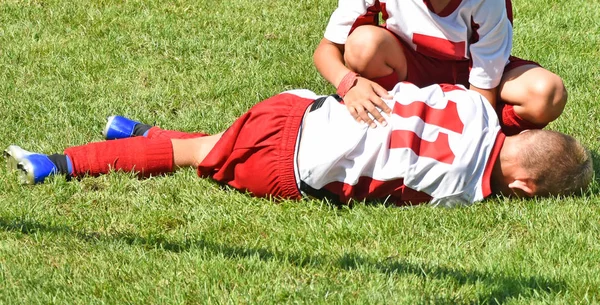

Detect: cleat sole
16,162,33,185
4,146,21,172
4,145,38,185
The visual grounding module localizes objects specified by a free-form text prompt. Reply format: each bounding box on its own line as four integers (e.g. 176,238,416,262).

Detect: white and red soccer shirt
296,82,505,207
323,0,513,89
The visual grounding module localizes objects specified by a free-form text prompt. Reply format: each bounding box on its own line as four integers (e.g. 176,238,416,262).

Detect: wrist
336,71,359,97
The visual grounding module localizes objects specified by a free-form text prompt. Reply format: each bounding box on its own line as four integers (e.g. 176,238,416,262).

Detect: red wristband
336,71,359,98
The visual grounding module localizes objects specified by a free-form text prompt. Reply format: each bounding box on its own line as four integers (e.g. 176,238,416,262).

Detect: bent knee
522,75,568,124
344,26,397,73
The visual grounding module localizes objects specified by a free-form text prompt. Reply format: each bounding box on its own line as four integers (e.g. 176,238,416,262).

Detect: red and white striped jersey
296,82,505,207
323,0,513,89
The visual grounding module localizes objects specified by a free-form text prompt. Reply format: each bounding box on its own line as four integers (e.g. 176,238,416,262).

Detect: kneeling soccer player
5,83,593,207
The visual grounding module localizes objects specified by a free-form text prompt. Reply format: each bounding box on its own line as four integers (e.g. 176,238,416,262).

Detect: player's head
507,129,593,197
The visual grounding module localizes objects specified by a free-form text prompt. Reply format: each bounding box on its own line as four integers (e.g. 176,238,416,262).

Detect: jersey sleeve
323,0,382,45
468,0,513,89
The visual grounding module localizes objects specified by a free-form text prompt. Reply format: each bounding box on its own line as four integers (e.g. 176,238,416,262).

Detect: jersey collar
481,131,506,198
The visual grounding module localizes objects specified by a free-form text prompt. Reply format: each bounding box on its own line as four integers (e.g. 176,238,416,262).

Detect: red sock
146,127,208,139
497,103,547,136
64,137,174,178
372,72,400,91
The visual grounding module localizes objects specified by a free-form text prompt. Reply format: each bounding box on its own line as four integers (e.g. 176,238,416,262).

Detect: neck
490,156,509,196
490,136,519,196
428,0,452,14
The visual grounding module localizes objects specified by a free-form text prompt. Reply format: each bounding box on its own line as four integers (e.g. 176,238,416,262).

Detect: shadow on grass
0,217,566,303
338,253,564,303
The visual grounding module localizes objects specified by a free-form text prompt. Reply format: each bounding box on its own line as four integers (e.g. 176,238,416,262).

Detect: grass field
1,0,600,303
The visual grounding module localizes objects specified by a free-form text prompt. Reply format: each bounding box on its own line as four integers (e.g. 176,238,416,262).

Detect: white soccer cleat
4,145,58,184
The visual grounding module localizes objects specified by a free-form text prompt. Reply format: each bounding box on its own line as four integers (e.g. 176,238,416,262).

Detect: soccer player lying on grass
5,82,593,207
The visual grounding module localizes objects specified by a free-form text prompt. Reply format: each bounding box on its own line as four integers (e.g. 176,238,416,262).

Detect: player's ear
508,179,536,197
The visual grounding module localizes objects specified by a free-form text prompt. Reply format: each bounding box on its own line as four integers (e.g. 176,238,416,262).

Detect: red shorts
197,93,314,200
388,29,541,88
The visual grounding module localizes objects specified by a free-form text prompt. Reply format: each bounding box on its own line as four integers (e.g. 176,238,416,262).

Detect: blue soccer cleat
4,145,58,184
102,115,141,140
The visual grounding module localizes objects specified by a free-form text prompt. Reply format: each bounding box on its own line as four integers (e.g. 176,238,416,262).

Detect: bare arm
313,38,349,87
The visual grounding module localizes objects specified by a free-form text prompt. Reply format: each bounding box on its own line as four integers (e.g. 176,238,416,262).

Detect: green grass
1,0,599,303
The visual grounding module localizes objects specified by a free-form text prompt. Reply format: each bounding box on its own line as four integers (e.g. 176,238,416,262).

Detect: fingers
347,104,376,128
364,96,388,127
372,84,393,115
346,98,388,128
344,78,392,127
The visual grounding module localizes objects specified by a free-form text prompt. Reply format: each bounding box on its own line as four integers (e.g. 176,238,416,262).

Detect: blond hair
517,130,593,197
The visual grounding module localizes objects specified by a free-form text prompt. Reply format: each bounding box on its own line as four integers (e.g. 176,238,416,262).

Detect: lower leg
104,116,209,140
65,137,175,178
146,127,208,140
8,126,217,184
